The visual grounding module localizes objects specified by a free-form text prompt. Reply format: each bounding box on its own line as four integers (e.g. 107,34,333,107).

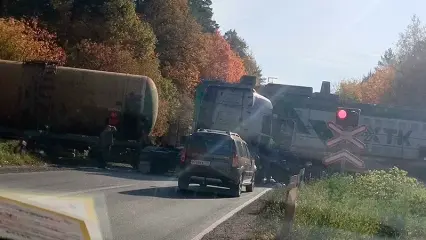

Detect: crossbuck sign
326,122,367,149
323,121,367,169
323,149,365,168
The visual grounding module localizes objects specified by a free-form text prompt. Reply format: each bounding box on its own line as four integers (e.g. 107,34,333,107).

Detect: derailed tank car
0,60,158,164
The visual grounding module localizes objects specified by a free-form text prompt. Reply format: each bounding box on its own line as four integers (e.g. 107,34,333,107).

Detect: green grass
0,140,42,166
253,167,426,240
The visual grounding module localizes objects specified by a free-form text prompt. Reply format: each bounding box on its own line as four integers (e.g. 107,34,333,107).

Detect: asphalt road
0,168,269,240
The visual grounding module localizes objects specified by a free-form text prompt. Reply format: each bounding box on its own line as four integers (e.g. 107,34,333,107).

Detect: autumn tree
361,70,374,82
67,40,146,74
224,30,262,81
339,15,426,108
362,67,395,104
201,31,246,83
337,67,395,104
336,79,362,103
0,18,65,63
138,0,207,92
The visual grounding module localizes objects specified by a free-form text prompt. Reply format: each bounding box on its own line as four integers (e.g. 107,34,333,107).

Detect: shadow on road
119,181,280,199
78,167,178,182
118,185,239,199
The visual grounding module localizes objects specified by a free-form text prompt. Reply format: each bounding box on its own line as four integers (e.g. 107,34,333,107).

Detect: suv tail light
180,148,186,163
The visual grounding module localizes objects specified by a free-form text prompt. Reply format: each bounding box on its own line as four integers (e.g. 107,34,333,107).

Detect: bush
0,141,41,166
257,168,426,240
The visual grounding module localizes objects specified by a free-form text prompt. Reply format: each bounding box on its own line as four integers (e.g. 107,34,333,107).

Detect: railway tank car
0,59,158,143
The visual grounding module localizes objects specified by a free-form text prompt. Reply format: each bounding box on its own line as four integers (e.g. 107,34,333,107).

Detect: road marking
191,188,272,240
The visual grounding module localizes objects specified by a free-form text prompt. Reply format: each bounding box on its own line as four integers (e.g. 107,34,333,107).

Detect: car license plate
191,160,210,166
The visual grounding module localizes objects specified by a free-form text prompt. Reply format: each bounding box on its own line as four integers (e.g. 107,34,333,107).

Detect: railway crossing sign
326,122,367,150
323,121,367,170
323,149,365,168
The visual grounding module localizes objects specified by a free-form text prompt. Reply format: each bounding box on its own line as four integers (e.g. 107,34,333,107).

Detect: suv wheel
231,175,242,197
178,177,189,192
246,174,255,192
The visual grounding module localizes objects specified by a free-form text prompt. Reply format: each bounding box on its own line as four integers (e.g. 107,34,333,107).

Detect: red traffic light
337,109,347,119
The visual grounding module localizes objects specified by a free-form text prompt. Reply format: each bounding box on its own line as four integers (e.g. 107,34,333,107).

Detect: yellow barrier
0,190,107,240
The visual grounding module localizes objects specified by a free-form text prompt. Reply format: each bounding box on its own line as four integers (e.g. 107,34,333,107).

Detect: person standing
98,124,116,169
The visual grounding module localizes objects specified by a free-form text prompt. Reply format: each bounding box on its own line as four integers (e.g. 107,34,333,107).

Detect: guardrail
277,167,305,240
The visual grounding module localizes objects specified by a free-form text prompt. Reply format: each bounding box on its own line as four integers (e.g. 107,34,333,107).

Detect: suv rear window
187,134,233,156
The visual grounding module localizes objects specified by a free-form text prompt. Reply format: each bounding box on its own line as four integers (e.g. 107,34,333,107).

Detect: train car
259,81,426,166
0,59,158,148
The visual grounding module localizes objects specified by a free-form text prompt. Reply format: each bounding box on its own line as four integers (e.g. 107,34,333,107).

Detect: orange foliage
0,18,65,64
360,67,395,104
339,67,395,104
152,99,171,137
68,40,142,74
201,31,246,83
162,61,201,93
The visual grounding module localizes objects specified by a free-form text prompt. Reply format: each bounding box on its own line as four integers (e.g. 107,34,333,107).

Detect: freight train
258,81,426,168
194,77,426,173
0,59,158,165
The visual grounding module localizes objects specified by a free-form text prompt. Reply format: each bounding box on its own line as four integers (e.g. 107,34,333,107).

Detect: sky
211,0,426,92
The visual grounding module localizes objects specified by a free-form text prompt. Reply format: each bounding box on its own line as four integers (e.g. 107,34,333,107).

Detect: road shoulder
197,185,283,240
200,190,269,240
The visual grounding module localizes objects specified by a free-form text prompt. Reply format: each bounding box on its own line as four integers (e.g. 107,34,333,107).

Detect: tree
201,31,245,82
396,15,426,63
152,77,180,136
337,67,395,104
224,29,262,79
361,70,374,82
242,53,262,80
361,67,395,104
377,48,396,67
3,0,156,54
384,15,426,107
0,0,56,20
188,0,219,33
139,0,208,92
339,15,426,108
336,79,362,103
224,29,248,58
0,18,65,63
390,40,426,107
67,40,145,74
